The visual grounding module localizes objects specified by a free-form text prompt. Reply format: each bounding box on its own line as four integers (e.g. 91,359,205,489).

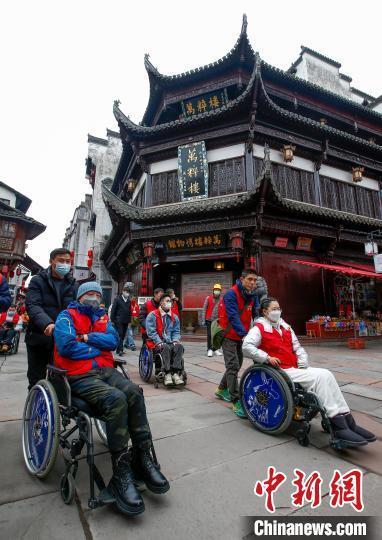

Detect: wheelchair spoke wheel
94,419,108,447
22,379,60,478
139,345,153,382
240,365,294,435
60,473,76,505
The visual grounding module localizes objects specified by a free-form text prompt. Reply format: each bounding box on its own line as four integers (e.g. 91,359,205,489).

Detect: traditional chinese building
101,16,382,333
0,181,45,288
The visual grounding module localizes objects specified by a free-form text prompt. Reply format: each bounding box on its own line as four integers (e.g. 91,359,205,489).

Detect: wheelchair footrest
98,488,116,505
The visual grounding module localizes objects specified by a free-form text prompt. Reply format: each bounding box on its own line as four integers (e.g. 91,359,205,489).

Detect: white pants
284,367,350,418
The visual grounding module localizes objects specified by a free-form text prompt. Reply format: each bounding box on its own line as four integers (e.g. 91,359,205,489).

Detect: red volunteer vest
255,322,298,369
140,298,157,334
146,309,175,350
218,284,254,341
54,308,114,376
131,302,140,318
0,312,20,325
205,295,216,320
171,300,180,318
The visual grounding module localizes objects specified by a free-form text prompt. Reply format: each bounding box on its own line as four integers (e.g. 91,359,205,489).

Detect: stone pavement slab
0,492,87,540
340,383,382,401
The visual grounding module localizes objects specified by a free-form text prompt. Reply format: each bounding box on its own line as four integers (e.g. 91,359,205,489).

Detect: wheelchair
0,330,20,358
22,359,160,508
240,364,345,450
139,342,187,388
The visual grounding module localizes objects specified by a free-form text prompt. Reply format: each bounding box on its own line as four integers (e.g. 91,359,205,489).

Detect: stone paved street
1,340,382,539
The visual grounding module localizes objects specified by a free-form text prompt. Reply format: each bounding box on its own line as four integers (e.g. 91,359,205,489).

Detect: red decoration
87,249,93,268
143,242,154,259
274,237,289,248
70,250,75,265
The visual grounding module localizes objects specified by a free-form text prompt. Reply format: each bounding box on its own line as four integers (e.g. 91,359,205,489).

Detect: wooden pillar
144,173,152,207
245,150,255,190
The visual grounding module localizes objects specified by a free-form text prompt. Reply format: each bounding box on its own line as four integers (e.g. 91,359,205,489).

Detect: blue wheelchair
139,342,187,388
240,364,344,449
0,330,20,358
22,359,160,507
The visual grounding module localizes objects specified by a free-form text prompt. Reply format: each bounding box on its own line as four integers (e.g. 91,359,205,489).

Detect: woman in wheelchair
0,305,19,352
242,297,376,448
146,294,185,386
54,282,169,516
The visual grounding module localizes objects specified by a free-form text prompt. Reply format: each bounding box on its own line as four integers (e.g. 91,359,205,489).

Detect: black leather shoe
330,415,368,447
131,442,170,494
108,449,145,515
345,413,377,443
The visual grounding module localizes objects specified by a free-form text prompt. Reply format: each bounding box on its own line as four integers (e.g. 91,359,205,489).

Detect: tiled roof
114,53,259,138
0,201,46,239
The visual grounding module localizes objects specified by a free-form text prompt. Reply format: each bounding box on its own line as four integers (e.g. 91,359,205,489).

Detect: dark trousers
0,328,16,346
219,338,243,402
157,343,184,373
205,320,215,351
69,367,151,453
26,343,53,390
115,323,128,354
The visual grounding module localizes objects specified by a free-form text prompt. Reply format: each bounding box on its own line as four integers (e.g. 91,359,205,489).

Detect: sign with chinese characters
274,237,289,248
181,89,228,117
166,233,225,252
296,237,312,251
178,141,208,201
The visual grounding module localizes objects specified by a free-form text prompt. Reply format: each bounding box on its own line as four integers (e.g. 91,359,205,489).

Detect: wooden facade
101,16,382,333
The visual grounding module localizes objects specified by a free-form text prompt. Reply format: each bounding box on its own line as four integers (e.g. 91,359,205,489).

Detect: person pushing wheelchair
54,282,169,516
242,297,376,448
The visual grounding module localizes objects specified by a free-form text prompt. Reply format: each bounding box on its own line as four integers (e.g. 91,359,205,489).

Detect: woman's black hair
260,297,278,314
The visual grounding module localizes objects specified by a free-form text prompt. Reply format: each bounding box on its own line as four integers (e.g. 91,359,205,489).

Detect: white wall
0,185,16,207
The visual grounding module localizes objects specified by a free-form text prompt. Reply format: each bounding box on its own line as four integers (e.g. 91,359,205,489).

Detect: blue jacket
146,309,181,345
223,280,258,338
54,301,119,363
0,275,11,312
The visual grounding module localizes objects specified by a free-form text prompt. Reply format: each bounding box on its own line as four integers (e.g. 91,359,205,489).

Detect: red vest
255,322,298,369
0,312,19,325
146,309,175,349
218,284,254,341
54,308,114,376
172,300,181,318
140,298,157,334
131,302,140,318
205,295,216,320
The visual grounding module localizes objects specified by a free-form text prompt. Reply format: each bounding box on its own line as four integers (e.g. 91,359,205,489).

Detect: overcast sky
1,1,381,267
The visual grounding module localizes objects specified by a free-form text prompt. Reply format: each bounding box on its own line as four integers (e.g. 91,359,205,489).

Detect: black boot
330,415,368,447
345,413,377,443
108,449,145,516
131,441,170,494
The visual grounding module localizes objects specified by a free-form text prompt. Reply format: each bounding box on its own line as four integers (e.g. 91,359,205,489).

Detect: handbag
211,301,250,350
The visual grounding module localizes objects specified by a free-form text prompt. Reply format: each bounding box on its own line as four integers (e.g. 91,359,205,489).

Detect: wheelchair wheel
139,344,153,382
22,379,60,478
60,472,75,505
94,419,108,446
240,365,294,435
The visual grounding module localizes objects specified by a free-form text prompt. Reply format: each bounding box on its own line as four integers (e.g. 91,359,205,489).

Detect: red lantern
143,242,154,259
70,250,75,265
229,231,244,262
87,249,93,268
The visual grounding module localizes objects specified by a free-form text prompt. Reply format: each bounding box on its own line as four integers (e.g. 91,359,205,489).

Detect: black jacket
110,296,131,325
25,267,78,347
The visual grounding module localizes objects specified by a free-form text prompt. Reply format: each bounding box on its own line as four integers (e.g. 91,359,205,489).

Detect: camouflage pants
69,367,151,453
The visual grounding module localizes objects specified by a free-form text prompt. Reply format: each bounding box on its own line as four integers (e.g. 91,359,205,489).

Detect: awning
292,260,382,279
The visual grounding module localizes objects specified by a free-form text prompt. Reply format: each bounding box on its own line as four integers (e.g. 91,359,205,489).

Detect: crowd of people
0,246,376,516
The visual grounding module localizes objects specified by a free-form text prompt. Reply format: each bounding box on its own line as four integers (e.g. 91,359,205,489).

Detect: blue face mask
54,263,71,278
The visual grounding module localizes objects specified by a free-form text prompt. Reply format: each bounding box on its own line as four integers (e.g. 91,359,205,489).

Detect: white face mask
162,301,172,311
267,310,282,323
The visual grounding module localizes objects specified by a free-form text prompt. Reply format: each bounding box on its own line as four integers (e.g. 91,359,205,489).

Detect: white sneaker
164,373,173,386
207,349,213,357
214,350,223,356
172,373,184,386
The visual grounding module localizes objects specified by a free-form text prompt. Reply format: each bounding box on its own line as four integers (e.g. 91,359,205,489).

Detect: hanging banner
178,141,208,201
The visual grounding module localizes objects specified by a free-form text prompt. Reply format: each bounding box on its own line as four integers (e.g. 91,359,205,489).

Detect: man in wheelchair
54,281,169,516
242,297,376,448
0,305,19,352
146,293,184,386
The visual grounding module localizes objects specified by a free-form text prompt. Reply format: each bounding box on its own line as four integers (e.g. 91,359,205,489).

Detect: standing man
110,283,132,356
215,269,258,418
139,288,164,340
201,283,223,357
25,247,77,390
0,273,11,312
